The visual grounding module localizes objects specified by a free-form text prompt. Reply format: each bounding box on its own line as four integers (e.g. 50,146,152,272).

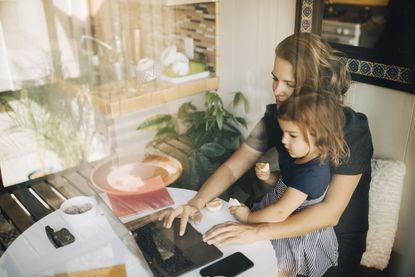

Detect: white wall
346,83,415,254
217,0,415,255
217,0,296,135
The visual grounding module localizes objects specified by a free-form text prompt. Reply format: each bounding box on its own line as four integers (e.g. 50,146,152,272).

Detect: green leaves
136,114,173,130
199,142,226,158
178,102,197,118
136,90,248,189
232,91,249,113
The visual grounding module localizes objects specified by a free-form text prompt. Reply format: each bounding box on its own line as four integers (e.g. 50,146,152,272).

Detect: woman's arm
160,143,263,235
203,173,361,245
190,143,263,208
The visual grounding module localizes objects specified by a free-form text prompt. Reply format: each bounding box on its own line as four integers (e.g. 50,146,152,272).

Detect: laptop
93,189,223,277
128,216,223,277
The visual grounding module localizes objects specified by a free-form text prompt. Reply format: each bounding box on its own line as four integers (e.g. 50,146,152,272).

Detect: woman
159,33,373,277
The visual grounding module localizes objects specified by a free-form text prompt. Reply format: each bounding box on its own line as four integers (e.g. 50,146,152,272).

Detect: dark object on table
132,218,223,277
45,225,75,248
200,252,254,277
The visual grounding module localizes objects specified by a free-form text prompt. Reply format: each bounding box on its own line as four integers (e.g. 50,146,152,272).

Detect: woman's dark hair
275,33,350,103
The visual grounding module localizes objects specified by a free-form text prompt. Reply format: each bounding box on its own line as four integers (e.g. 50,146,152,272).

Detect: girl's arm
204,174,361,246
230,187,307,223
247,187,307,223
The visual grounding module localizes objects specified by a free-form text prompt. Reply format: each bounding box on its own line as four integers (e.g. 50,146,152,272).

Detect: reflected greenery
0,82,108,174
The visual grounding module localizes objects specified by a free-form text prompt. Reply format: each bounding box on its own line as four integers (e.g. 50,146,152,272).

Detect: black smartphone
200,252,254,277
45,225,75,248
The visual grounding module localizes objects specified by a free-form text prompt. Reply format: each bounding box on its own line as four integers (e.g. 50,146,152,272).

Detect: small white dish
60,196,97,216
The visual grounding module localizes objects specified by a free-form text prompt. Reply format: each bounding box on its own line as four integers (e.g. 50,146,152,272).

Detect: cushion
360,158,406,270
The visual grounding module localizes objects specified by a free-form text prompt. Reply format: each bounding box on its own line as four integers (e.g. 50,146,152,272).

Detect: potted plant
137,91,249,190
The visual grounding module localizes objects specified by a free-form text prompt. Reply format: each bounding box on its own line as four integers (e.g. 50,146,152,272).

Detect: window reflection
0,0,110,186
322,2,389,48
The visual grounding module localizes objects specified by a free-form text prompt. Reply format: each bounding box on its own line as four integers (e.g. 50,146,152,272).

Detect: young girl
230,92,349,277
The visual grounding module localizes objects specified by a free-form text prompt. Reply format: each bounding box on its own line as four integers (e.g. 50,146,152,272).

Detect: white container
59,196,97,230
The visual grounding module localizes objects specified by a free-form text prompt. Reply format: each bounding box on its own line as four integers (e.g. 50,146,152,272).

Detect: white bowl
60,196,97,217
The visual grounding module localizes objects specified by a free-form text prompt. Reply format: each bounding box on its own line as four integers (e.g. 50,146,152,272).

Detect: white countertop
0,187,277,276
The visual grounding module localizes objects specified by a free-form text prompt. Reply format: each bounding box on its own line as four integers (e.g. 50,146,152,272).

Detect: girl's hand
229,203,250,223
255,162,270,181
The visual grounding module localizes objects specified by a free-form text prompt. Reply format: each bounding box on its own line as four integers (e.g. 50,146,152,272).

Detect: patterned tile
299,0,412,86
348,59,359,73
343,58,412,84
373,64,386,78
386,66,399,80
400,68,411,83
360,61,372,75
300,0,313,33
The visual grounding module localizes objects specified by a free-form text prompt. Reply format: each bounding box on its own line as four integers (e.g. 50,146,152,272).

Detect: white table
0,188,277,276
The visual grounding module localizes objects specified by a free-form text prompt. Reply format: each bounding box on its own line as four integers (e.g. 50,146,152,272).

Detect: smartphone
200,252,254,277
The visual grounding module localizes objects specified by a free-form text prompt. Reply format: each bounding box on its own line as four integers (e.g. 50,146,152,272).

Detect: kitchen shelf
163,0,216,6
135,0,216,6
58,77,219,117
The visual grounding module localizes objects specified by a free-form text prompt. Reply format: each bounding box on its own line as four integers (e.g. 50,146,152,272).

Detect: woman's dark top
245,104,374,233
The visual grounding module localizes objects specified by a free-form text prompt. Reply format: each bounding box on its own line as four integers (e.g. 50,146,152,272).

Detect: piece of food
64,203,93,215
228,198,241,207
206,198,223,211
256,162,270,173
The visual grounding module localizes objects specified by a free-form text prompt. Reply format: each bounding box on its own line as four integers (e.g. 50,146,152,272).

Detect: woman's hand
203,221,261,247
158,203,202,236
229,204,250,223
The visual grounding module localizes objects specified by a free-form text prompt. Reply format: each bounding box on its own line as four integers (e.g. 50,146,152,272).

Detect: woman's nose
273,83,284,96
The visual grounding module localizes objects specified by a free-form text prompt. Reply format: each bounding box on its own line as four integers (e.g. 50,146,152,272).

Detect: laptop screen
130,218,223,277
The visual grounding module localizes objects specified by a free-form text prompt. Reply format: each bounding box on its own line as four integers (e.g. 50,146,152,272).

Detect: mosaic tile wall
91,1,216,74
129,2,217,73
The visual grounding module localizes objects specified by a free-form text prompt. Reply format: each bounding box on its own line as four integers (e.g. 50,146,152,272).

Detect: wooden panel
0,168,3,188
0,193,34,232
164,0,215,6
155,143,188,162
167,139,192,155
0,209,20,248
31,182,65,210
0,209,20,249
76,164,96,180
179,79,206,98
62,172,94,196
87,77,217,117
13,188,52,221
46,176,83,199
328,0,389,6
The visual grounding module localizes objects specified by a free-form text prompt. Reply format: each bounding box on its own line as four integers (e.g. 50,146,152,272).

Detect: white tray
159,71,210,84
